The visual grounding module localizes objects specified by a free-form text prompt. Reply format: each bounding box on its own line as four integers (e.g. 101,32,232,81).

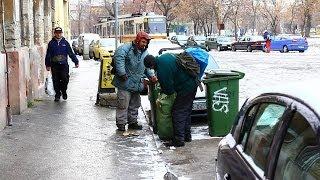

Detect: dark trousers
51,65,69,96
172,89,197,142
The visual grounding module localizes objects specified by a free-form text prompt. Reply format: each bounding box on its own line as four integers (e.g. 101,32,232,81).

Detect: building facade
0,0,71,130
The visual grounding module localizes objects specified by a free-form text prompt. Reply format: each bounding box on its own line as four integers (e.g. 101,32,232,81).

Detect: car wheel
217,46,221,51
299,50,304,53
93,53,98,60
283,45,289,53
83,54,90,60
232,45,236,51
247,46,252,52
206,45,210,51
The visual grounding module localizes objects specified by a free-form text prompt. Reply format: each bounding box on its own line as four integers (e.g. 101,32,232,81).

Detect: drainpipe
1,0,12,126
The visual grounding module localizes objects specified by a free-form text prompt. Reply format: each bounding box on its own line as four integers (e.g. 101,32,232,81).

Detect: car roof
252,81,320,116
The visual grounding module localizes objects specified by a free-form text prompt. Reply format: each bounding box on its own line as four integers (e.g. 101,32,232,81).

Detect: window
274,112,320,180
238,104,260,147
244,103,286,170
124,20,134,35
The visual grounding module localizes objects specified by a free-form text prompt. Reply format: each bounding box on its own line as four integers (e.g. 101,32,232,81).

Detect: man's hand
75,64,79,68
46,67,51,71
149,76,158,83
120,74,128,81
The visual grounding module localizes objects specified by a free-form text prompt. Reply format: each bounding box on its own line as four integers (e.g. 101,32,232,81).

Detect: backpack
176,48,209,91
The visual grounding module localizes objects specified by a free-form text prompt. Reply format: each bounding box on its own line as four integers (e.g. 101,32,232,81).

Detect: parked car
89,40,96,59
170,35,188,46
92,38,119,60
185,36,208,51
78,33,100,60
216,82,320,180
148,39,181,56
71,39,79,55
268,35,308,53
205,36,235,51
231,35,265,52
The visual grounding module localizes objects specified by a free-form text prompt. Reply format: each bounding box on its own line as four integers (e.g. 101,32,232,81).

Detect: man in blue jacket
45,27,79,101
112,32,157,131
144,52,198,147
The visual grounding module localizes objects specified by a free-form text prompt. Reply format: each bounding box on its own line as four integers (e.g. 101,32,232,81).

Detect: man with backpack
112,31,157,131
144,48,208,147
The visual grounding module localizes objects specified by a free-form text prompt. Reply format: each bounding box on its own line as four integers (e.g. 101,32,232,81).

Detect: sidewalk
0,59,220,179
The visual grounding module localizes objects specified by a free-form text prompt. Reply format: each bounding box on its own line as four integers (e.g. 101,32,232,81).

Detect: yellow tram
94,12,167,42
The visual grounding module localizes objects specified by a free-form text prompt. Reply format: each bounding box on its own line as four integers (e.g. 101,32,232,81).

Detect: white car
78,33,100,60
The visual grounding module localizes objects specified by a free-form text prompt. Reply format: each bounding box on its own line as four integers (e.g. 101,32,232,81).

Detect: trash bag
156,93,176,140
45,73,55,96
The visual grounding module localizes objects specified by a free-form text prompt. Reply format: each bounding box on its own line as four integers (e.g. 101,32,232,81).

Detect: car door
238,37,247,50
268,99,320,180
217,95,292,180
93,40,99,58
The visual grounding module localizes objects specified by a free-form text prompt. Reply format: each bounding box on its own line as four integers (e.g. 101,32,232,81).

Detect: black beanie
144,55,156,68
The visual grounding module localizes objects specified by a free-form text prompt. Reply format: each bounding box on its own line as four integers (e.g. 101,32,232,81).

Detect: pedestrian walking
144,48,208,147
264,30,271,53
45,27,79,102
112,31,157,131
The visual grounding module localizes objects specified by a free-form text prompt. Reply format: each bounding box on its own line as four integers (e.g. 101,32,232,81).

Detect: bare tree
259,0,283,35
298,0,319,37
155,0,181,36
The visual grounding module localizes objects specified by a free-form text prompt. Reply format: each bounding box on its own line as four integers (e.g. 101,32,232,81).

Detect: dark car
231,35,265,52
205,36,235,51
216,82,320,180
268,35,309,53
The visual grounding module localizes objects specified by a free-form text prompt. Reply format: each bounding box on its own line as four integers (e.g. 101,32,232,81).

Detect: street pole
115,0,119,48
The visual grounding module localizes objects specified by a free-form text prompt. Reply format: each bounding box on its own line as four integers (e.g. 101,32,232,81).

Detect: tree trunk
166,22,170,37
305,13,312,37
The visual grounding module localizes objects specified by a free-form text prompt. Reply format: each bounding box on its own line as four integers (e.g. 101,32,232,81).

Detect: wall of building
0,54,7,129
0,0,70,130
53,0,71,39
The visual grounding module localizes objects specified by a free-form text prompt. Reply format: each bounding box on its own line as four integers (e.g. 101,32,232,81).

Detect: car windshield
176,35,188,41
148,39,181,56
100,39,116,47
251,36,264,41
217,37,233,43
194,36,206,41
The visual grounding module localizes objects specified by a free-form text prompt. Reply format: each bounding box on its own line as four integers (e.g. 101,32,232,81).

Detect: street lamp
114,0,119,48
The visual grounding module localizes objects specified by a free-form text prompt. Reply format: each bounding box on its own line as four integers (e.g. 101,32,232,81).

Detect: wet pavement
0,58,220,179
0,59,168,179
2,40,319,179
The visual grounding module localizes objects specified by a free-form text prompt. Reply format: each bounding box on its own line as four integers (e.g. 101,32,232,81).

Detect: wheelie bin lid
203,70,245,83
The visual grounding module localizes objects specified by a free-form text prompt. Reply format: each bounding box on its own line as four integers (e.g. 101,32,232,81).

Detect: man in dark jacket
144,53,198,147
45,27,79,101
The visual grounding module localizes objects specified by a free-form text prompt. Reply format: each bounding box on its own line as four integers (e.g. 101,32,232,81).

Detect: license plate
298,46,304,48
192,101,207,111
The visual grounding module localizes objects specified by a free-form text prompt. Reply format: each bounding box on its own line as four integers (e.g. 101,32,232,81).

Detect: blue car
269,35,308,53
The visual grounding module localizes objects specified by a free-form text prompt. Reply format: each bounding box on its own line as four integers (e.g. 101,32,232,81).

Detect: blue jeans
172,90,197,142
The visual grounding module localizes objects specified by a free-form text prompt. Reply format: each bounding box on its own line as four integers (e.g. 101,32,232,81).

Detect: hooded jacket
45,37,79,67
112,42,154,92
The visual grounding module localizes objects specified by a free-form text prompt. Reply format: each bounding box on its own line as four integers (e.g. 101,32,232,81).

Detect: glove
149,76,158,84
119,74,128,81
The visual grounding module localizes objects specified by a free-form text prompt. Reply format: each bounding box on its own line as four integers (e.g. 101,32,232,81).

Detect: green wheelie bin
203,70,245,137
